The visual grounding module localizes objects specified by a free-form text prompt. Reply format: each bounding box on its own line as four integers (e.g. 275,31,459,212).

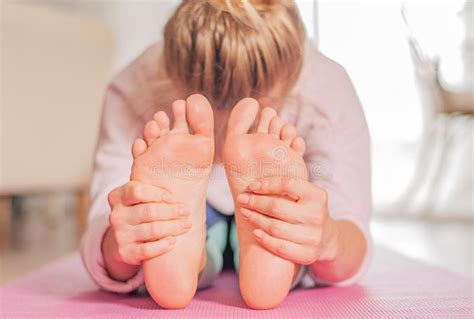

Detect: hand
237,177,339,265
106,181,191,266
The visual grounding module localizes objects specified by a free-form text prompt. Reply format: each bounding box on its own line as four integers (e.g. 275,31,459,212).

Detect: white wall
29,0,472,216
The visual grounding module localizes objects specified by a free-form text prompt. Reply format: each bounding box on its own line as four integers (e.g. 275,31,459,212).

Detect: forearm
102,226,140,282
309,219,366,283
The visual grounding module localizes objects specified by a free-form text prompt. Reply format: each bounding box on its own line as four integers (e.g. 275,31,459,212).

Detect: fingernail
253,229,264,239
181,219,191,229
249,181,261,191
241,208,251,218
237,194,249,204
178,207,190,216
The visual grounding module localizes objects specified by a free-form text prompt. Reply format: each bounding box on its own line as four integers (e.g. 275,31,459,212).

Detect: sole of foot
131,94,214,309
223,98,307,309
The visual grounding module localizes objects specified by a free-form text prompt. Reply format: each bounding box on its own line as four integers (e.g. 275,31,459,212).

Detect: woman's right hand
102,181,191,279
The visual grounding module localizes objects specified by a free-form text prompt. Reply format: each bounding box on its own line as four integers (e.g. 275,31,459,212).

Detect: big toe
185,94,214,137
227,98,259,137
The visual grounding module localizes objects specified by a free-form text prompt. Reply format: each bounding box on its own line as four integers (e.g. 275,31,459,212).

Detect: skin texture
222,98,308,309
130,94,214,309
238,177,367,283
101,95,367,309
103,181,190,282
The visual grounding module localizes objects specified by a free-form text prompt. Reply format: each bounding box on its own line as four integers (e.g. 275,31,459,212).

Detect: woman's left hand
237,176,340,265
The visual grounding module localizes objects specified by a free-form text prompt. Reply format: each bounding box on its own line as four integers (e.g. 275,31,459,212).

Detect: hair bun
208,0,291,12
246,0,281,9
164,0,305,109
208,0,294,29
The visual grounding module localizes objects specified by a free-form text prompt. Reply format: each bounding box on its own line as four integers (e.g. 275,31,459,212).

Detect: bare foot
131,94,214,308
223,98,307,309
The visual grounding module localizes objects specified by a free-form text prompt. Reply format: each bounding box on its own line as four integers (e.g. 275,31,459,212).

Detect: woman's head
163,0,306,110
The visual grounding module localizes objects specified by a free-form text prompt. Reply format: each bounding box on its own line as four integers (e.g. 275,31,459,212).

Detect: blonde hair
163,0,306,109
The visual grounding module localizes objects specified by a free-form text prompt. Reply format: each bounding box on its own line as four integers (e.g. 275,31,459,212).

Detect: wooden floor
0,194,79,284
0,193,472,285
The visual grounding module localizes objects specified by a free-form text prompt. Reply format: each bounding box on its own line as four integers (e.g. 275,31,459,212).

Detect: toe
132,138,147,158
281,124,297,144
291,137,306,157
143,120,160,145
186,94,214,137
268,116,285,139
154,111,170,135
171,100,189,133
257,107,277,133
227,98,259,136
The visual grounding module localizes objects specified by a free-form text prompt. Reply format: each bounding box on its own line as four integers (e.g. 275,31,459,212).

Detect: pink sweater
80,42,373,292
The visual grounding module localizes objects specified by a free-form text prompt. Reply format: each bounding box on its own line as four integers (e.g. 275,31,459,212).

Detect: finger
127,203,190,225
253,229,317,265
247,177,319,202
108,181,175,207
126,236,176,264
237,193,302,224
241,208,321,245
132,219,191,242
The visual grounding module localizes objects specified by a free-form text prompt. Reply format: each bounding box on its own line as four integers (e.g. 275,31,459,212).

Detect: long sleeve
284,45,373,286
80,86,145,293
80,43,174,293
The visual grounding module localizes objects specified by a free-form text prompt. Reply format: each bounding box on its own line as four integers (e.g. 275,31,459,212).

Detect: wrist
102,227,121,263
320,217,340,262
102,227,139,282
310,219,366,283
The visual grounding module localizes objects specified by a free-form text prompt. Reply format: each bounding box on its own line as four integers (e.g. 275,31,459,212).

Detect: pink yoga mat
1,247,472,318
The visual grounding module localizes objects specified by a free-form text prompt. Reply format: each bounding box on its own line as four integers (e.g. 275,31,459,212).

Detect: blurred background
1,0,472,284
